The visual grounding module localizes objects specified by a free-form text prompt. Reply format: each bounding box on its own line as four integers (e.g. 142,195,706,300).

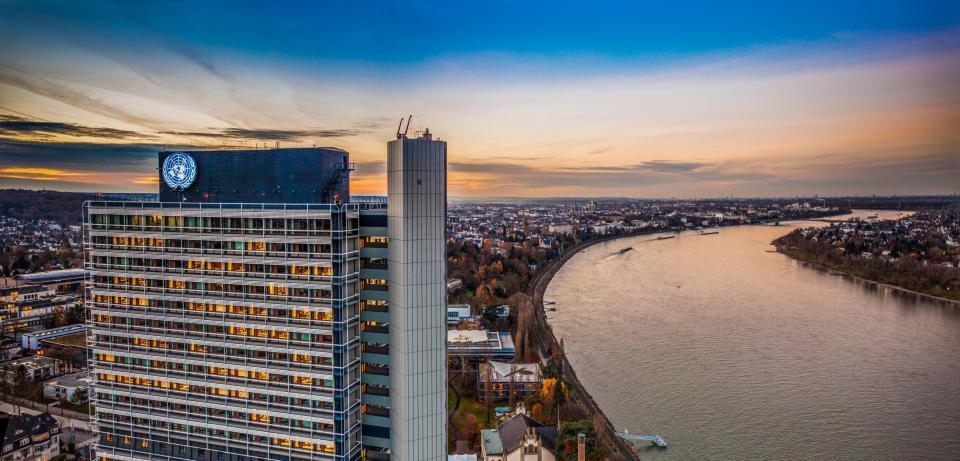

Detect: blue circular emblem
162,153,197,190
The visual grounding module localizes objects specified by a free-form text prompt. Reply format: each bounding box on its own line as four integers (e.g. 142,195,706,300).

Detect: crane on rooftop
396,115,412,139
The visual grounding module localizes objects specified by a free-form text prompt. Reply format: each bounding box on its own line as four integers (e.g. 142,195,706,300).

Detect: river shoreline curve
526,212,860,460
773,246,960,306
528,231,655,461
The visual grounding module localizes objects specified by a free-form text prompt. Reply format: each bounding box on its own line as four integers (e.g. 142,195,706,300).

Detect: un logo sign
162,153,197,190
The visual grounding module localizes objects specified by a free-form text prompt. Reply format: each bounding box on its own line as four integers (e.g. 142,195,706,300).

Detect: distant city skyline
1,1,958,197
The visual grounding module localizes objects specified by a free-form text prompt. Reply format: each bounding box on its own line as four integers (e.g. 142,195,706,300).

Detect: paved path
0,399,93,432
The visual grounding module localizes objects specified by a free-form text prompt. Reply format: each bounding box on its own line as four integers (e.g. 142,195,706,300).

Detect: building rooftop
0,285,48,297
14,269,88,284
448,330,515,358
22,324,87,339
0,411,58,453
482,361,542,384
39,332,88,349
480,429,503,455
45,371,92,388
1,356,63,371
494,414,558,454
158,148,351,204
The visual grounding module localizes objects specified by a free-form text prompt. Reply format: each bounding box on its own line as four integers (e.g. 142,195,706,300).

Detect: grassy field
57,401,91,414
448,382,507,429
43,332,88,348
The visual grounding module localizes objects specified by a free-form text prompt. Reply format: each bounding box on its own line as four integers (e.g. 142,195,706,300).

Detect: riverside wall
527,231,653,461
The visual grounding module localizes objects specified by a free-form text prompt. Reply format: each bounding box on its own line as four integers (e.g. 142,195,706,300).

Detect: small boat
656,235,676,240
618,247,633,254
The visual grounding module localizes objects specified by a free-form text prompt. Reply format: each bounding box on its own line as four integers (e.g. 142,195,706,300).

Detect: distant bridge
616,430,668,448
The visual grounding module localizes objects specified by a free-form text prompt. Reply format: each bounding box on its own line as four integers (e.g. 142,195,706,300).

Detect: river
544,211,960,460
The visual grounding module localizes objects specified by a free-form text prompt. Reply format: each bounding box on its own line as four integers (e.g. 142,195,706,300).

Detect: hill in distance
0,189,98,225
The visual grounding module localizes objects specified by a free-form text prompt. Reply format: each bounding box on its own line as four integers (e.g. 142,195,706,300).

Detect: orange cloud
132,176,159,185
0,167,96,182
0,167,88,177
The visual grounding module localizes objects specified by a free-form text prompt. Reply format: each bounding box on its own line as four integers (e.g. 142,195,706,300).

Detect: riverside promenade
528,231,654,461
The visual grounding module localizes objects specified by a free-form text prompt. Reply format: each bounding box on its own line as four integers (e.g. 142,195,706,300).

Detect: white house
43,371,92,402
447,304,472,325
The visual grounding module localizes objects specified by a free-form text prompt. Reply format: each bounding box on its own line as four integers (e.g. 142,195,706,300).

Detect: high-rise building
86,134,446,461
387,131,447,459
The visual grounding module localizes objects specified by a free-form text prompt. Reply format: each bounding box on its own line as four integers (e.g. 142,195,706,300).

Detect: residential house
0,411,60,461
480,412,558,461
478,361,543,399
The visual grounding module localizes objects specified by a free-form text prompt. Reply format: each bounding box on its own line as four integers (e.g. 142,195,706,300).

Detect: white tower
387,130,447,460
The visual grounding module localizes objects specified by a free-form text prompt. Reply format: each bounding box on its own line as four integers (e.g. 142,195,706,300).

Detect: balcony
364,405,389,417
363,324,388,334
361,283,388,292
359,246,388,260
365,365,389,376
363,303,388,313
365,385,389,397
362,344,389,355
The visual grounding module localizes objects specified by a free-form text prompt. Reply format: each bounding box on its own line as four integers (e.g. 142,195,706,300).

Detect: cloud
0,139,158,172
0,66,165,129
443,149,959,197
557,160,715,173
587,146,613,155
487,156,555,161
0,115,148,140
635,160,713,172
159,123,388,142
0,167,92,183
132,176,159,185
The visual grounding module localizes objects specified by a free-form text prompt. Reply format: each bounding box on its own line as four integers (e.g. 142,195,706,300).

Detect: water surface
545,211,960,460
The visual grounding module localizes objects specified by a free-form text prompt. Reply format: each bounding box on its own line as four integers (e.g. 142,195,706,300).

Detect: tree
47,347,86,370
557,419,597,461
483,363,493,424
513,294,535,361
66,303,86,325
70,387,88,405
458,412,480,444
541,377,568,425
552,379,568,425
530,402,543,422
46,306,67,328
3,364,38,414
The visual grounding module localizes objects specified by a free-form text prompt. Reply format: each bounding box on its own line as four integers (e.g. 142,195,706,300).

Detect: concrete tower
387,130,447,460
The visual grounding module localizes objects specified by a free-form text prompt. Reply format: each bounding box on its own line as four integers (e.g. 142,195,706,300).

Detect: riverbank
774,246,960,306
528,231,659,461
526,216,857,460
542,222,960,459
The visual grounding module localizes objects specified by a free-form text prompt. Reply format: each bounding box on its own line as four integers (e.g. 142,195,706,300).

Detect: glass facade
86,202,367,461
86,141,444,461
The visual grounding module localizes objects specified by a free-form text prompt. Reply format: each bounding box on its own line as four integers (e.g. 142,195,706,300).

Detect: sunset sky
1,1,958,198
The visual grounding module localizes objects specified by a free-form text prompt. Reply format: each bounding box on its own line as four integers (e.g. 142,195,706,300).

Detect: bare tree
508,363,517,410
483,362,493,424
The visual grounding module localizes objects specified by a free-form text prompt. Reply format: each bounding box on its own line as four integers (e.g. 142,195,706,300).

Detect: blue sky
0,0,958,197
